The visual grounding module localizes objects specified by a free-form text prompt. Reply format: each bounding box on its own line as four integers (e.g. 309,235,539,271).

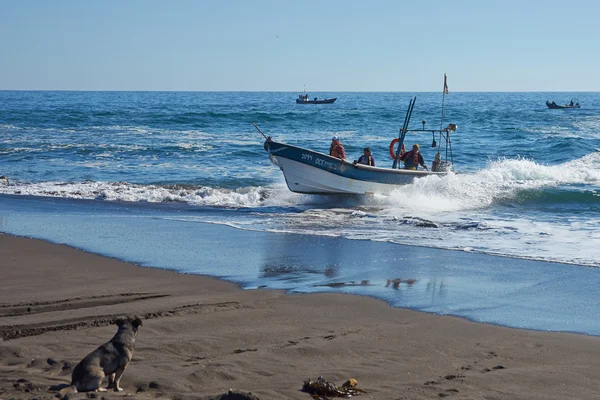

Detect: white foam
0,181,280,208
363,153,600,216
2,153,599,266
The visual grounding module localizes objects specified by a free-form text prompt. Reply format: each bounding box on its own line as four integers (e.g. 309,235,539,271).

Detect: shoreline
0,231,593,339
2,233,600,399
2,192,600,336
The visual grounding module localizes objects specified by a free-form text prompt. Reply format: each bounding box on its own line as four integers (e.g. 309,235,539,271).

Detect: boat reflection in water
386,278,417,290
261,262,339,280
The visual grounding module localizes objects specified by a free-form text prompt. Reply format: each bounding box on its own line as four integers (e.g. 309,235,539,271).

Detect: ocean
1,91,599,334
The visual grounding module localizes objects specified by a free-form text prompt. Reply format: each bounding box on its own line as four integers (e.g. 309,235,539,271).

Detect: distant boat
296,94,337,104
546,99,580,109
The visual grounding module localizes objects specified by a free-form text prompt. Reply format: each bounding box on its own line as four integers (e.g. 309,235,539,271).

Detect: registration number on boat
315,158,336,169
302,153,336,169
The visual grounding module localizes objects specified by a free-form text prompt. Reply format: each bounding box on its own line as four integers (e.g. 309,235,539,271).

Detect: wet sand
1,233,600,400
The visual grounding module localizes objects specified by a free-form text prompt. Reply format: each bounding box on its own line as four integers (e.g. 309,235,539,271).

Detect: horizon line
1,89,598,93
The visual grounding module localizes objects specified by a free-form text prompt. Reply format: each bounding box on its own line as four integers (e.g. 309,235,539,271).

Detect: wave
366,152,600,214
0,181,277,208
0,153,598,212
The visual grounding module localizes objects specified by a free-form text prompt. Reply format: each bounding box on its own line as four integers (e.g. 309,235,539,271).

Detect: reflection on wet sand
261,262,340,279
386,278,417,290
315,280,371,288
385,278,447,304
425,279,447,301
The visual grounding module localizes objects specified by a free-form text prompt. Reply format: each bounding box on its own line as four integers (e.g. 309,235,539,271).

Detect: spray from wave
0,152,598,211
368,152,600,214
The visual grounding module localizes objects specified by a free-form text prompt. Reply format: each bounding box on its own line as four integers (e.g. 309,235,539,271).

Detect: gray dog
58,316,143,398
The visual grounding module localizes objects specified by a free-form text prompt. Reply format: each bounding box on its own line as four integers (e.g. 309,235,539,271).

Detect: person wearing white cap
329,136,346,160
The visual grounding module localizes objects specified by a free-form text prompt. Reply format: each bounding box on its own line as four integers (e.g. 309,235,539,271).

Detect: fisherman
400,144,428,170
329,136,346,160
431,153,442,172
355,147,375,166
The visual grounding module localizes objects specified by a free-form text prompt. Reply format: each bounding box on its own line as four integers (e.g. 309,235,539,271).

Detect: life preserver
389,139,405,160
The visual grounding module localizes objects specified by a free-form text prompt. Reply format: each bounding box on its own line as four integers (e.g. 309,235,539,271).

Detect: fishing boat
546,100,580,109
296,94,337,104
256,75,456,195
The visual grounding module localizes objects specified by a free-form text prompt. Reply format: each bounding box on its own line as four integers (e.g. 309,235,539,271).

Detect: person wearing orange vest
400,144,428,170
329,136,346,160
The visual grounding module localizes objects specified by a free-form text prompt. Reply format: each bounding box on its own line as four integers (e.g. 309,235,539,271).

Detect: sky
1,0,599,91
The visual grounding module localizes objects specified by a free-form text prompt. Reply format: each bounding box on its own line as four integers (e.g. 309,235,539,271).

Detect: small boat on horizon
546,99,580,109
296,94,337,104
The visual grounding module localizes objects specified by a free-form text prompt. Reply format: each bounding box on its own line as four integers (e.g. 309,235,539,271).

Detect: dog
57,316,143,398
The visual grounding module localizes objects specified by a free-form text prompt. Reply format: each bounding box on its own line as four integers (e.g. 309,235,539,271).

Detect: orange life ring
389,139,405,160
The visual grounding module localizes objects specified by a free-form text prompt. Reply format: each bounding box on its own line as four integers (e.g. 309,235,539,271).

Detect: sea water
1,91,599,333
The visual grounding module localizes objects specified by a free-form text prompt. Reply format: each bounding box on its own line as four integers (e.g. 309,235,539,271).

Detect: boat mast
392,97,416,169
439,74,449,160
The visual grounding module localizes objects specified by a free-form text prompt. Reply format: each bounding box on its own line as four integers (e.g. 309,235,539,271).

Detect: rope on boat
251,122,269,140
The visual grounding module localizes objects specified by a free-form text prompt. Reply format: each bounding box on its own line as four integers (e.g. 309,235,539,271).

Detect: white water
2,155,599,266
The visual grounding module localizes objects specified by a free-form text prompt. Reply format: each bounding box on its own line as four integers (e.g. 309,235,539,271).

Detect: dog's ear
115,317,126,327
131,316,143,328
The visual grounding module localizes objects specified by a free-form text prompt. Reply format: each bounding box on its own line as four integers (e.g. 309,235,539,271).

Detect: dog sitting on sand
57,316,143,398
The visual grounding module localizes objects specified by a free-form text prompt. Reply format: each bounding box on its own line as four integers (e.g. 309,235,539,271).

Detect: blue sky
1,0,598,91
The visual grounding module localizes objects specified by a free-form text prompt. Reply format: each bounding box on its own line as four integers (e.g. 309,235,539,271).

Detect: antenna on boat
251,122,269,140
438,74,451,162
439,73,449,132
392,97,416,169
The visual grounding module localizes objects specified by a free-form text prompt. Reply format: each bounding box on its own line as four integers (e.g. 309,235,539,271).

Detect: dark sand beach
2,233,600,400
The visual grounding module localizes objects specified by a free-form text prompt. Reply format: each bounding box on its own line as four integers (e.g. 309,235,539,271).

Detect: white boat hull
271,155,415,194
264,139,451,195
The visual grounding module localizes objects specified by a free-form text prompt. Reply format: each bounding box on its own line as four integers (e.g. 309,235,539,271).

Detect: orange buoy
389,139,405,160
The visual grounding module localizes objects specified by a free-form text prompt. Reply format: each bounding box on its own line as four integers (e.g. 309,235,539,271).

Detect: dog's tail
56,384,77,399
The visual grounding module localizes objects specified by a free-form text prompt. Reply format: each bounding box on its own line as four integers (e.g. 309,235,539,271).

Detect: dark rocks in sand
136,381,162,394
415,221,439,228
443,374,464,380
46,358,60,366
61,361,74,371
136,384,149,393
12,378,43,393
218,389,261,400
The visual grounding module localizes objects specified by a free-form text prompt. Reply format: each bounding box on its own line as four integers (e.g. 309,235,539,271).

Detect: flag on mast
443,74,449,95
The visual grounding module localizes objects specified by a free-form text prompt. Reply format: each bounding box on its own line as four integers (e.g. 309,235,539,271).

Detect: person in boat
354,147,375,166
400,144,428,170
431,152,441,172
329,136,346,159
569,100,574,106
